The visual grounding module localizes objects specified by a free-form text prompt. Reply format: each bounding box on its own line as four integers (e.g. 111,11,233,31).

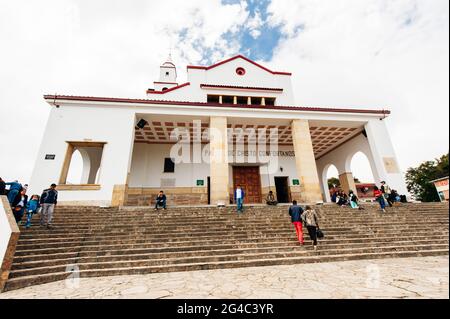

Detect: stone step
14,231,449,256
5,249,448,291
9,243,449,279
15,227,449,249
12,238,449,270
13,234,448,263
18,223,448,244
6,203,448,292
17,221,449,239
18,216,450,229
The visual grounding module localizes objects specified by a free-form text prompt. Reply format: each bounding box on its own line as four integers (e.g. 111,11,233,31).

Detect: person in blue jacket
25,195,41,229
11,189,28,224
234,185,245,213
6,180,22,205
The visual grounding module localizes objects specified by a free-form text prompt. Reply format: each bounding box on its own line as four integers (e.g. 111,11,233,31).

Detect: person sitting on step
154,191,167,210
266,191,278,206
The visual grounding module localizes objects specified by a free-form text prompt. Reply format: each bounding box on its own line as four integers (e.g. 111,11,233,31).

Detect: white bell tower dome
158,54,177,83
150,55,179,93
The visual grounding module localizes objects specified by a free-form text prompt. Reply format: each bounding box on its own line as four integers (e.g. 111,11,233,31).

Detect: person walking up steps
288,200,304,245
302,206,320,250
40,184,58,229
374,186,386,213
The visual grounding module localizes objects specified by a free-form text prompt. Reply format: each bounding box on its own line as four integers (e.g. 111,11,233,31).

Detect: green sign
196,180,205,186
292,179,300,186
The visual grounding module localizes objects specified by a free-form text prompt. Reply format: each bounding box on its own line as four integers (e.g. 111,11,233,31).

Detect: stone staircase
4,202,449,291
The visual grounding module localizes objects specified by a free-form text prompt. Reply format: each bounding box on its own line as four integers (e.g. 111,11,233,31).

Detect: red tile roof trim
187,55,292,76
200,84,284,92
146,82,190,94
43,94,391,116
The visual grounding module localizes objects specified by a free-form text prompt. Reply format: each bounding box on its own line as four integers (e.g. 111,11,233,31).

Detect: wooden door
233,166,262,204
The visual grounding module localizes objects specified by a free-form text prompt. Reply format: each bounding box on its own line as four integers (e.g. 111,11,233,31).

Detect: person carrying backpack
302,206,320,250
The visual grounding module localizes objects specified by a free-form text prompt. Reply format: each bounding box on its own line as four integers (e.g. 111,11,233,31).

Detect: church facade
29,55,408,206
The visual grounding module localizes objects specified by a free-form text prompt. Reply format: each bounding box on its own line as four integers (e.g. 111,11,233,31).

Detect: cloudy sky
0,0,448,184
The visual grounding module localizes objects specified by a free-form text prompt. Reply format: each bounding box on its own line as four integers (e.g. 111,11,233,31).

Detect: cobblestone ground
1,256,448,299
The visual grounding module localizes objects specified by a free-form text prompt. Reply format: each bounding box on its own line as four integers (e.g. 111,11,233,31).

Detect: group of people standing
0,177,58,229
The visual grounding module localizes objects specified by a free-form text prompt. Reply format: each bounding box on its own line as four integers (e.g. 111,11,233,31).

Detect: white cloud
267,0,449,182
0,0,250,183
246,10,264,39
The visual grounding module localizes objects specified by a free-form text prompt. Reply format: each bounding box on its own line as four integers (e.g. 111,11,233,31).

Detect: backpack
303,210,317,226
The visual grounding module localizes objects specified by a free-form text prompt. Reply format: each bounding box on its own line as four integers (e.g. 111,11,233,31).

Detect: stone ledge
57,184,101,191
0,196,20,292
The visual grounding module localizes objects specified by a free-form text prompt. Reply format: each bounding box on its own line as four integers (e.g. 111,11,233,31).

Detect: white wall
316,120,410,202
365,119,409,196
147,56,295,106
129,143,299,190
29,105,136,205
129,143,210,188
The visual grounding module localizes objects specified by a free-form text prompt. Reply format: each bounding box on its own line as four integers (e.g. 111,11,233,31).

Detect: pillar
339,172,357,194
210,116,229,205
364,120,410,197
291,119,322,203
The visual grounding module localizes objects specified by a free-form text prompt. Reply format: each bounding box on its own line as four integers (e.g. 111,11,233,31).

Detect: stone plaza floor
1,256,448,299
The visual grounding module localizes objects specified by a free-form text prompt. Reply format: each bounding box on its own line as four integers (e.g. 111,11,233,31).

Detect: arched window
66,150,83,184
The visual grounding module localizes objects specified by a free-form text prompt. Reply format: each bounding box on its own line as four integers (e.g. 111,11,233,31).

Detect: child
25,195,40,229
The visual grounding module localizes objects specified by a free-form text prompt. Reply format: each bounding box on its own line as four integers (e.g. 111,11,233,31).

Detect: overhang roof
43,94,391,116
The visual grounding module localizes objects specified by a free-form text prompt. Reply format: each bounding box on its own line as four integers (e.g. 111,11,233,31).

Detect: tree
405,153,449,202
328,177,340,189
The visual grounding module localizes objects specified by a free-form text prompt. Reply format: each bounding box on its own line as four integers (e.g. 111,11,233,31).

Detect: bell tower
159,54,177,83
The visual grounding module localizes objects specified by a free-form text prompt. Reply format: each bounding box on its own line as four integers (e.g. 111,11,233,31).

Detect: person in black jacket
40,184,58,229
288,200,304,245
0,177,6,195
154,191,167,210
12,189,28,223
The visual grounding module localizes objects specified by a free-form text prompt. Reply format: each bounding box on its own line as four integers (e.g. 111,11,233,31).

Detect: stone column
210,116,230,205
365,120,410,197
339,172,357,194
291,119,322,203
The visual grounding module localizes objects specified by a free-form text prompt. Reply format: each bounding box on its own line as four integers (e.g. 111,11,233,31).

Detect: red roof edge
146,82,190,94
187,55,292,76
43,94,391,116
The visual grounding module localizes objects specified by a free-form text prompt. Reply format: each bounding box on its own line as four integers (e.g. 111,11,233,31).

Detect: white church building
29,55,408,207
